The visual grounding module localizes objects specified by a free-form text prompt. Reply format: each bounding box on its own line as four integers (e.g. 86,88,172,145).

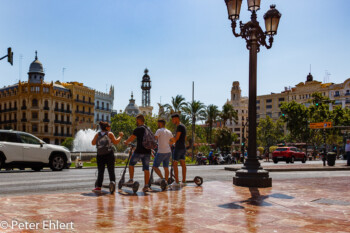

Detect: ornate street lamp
224,0,281,187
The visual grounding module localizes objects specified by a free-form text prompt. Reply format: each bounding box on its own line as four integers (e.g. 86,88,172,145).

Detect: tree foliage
220,103,238,128
257,116,284,148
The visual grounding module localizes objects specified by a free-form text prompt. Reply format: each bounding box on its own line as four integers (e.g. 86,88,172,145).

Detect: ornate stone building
227,73,350,145
0,52,73,144
61,82,95,134
125,92,140,116
95,86,114,125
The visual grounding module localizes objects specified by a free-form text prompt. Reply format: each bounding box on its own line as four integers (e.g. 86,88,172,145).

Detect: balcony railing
75,110,94,116
43,106,50,111
21,106,27,110
74,99,95,106
43,119,50,122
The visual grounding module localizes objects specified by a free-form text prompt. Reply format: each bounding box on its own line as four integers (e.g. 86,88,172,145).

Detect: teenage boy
124,114,151,192
169,113,187,188
153,119,173,182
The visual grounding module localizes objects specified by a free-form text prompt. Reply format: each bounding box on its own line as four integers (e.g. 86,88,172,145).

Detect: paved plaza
0,175,349,232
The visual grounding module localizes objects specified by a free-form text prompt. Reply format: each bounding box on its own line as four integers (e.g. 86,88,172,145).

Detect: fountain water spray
73,129,98,152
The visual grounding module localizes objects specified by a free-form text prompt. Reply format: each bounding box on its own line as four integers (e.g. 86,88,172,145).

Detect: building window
32,99,38,107
97,101,99,107
266,112,272,118
77,94,79,100
102,102,105,109
266,99,272,103
44,125,48,133
32,112,38,119
257,106,260,110
32,124,38,133
266,105,272,109
234,128,240,132
256,100,260,104
279,98,285,102
107,103,109,110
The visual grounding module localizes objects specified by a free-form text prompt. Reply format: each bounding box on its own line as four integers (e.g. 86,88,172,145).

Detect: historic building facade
227,73,350,145
0,51,115,144
94,86,114,125
0,52,73,144
61,82,95,134
125,92,140,116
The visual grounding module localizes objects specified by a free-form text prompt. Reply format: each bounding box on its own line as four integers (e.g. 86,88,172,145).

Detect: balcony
334,94,340,97
21,118,27,122
75,111,94,116
75,99,95,106
43,106,50,111
21,106,27,110
43,119,50,123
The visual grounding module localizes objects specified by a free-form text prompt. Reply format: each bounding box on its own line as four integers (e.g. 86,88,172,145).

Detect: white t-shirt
155,128,173,153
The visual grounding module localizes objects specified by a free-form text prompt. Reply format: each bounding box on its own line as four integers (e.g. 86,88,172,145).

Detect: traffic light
241,142,244,146
7,47,13,66
315,102,319,106
282,113,285,117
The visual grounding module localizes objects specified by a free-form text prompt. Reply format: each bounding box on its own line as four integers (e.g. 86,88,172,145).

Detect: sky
0,0,349,114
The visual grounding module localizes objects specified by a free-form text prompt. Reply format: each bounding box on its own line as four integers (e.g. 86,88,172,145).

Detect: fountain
73,129,98,152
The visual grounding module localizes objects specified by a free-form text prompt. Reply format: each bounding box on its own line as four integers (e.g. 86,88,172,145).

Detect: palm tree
205,104,220,143
183,101,206,157
164,95,186,114
220,103,238,128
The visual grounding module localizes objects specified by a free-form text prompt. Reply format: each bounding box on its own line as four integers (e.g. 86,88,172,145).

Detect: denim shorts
129,153,150,171
153,152,171,168
173,148,186,161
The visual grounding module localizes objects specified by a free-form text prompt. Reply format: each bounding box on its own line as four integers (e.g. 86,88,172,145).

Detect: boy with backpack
91,121,124,193
124,114,156,192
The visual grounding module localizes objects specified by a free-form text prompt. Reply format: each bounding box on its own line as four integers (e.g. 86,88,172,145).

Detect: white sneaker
181,181,187,186
169,182,180,189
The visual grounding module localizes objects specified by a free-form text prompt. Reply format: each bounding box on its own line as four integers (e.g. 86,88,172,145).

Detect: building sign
309,122,332,129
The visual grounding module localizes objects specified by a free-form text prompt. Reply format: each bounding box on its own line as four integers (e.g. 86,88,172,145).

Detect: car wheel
0,157,4,169
302,157,306,163
291,157,295,164
286,158,290,164
273,159,278,164
50,154,66,171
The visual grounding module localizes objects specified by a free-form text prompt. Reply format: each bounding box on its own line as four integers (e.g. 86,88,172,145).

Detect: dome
29,51,44,74
125,92,140,116
306,72,313,82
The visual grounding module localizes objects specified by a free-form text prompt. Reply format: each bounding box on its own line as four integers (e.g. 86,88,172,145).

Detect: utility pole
192,81,195,161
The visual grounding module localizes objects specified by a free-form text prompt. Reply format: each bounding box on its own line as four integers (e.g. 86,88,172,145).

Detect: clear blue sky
0,0,349,113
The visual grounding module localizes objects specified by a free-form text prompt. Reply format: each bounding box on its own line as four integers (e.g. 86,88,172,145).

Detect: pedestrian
123,114,152,192
169,113,187,188
153,119,173,183
91,121,124,193
345,139,350,166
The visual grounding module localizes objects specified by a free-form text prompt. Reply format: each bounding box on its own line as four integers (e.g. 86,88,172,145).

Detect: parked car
272,147,307,164
0,130,71,171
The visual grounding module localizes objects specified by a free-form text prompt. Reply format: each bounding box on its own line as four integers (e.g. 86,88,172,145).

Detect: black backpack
96,132,113,155
142,126,157,150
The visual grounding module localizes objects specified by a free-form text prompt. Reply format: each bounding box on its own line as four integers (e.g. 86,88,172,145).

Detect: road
1,161,349,197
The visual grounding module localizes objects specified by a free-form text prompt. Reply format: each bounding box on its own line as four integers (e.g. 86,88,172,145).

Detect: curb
224,166,350,172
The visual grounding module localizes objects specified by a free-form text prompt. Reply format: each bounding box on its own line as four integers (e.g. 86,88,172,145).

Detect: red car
272,147,307,164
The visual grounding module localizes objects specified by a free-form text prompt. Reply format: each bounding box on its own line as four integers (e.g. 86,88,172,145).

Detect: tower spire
35,51,38,60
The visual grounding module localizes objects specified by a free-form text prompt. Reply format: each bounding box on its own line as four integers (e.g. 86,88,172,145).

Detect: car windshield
275,148,287,151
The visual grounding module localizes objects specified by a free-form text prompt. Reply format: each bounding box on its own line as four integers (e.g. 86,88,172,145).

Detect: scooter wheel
168,177,175,185
118,179,124,190
132,181,139,194
194,176,203,186
160,179,167,191
109,181,116,194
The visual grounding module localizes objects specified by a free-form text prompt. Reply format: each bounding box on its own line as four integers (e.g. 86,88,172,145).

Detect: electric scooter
118,144,140,194
148,168,167,191
167,160,203,186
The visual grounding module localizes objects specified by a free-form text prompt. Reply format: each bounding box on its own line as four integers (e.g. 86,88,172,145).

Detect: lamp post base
233,169,272,188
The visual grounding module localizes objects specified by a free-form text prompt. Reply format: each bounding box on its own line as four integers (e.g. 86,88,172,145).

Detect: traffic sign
309,122,332,129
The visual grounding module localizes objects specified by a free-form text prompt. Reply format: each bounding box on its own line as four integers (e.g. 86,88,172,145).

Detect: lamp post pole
224,1,281,187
